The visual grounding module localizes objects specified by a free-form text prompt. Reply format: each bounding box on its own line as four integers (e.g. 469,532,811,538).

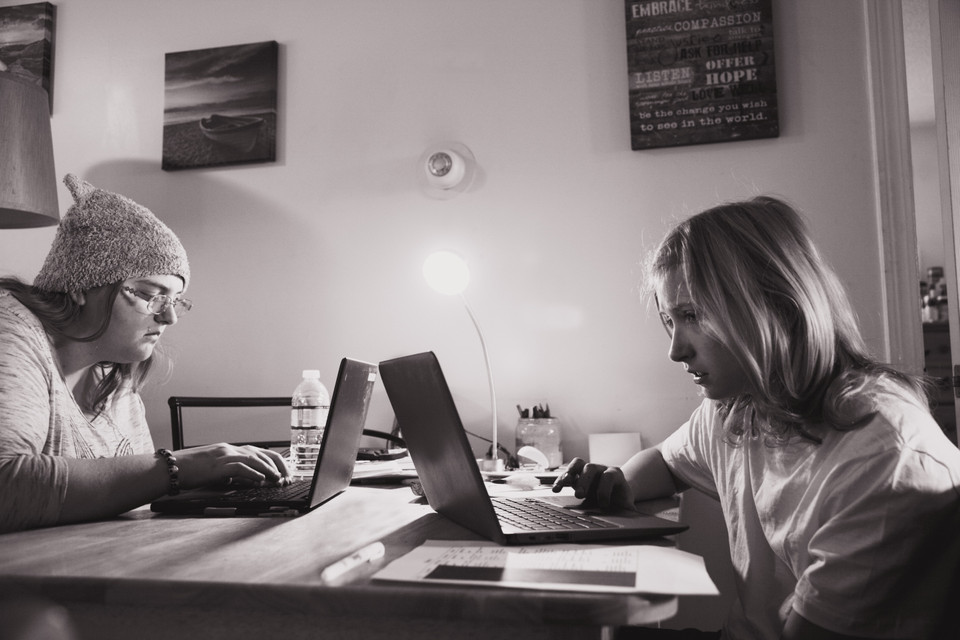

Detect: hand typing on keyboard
551,457,636,511
226,474,293,488
175,443,291,490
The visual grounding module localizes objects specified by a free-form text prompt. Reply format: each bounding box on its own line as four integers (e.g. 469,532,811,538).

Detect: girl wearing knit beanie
0,175,289,533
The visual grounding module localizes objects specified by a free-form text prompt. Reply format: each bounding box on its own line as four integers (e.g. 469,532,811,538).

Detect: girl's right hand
551,457,636,511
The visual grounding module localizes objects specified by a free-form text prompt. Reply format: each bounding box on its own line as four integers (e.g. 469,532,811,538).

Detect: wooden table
0,486,678,640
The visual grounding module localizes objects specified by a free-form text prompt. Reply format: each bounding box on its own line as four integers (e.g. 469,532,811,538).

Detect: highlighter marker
320,542,386,584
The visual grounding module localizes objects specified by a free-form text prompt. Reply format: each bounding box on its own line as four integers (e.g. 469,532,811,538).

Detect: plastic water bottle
290,369,330,479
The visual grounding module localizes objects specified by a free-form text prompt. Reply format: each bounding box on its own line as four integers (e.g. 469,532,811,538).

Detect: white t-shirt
0,291,155,533
660,380,960,639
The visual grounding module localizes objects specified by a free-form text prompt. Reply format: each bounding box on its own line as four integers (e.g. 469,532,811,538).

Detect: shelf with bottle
921,266,949,324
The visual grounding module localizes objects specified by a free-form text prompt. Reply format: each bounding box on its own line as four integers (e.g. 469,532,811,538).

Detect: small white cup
588,432,642,467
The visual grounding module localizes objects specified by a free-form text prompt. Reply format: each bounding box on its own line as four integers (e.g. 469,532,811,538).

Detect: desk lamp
423,250,503,471
0,71,59,228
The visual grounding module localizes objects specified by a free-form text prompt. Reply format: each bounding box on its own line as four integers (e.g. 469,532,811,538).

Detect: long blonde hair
647,196,929,442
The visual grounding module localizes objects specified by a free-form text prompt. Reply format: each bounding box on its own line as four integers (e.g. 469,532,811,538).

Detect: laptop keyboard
492,497,615,531
229,480,310,502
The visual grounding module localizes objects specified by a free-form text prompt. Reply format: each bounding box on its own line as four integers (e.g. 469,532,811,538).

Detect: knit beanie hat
33,175,190,293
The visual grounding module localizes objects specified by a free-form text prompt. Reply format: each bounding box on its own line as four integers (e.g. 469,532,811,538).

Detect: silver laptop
378,351,687,544
151,358,377,517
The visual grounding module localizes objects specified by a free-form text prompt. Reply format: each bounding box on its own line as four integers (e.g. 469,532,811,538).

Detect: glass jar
515,418,562,470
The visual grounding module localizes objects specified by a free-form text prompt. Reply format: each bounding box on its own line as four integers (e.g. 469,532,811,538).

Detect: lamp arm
460,293,499,468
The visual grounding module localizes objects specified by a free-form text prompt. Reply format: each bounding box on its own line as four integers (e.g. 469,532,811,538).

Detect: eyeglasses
122,286,193,316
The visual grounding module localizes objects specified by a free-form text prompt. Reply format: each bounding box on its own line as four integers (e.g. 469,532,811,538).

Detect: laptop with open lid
378,351,687,544
151,357,378,516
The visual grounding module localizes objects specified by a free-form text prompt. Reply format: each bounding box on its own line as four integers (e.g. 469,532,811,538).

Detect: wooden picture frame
0,2,56,111
162,41,279,171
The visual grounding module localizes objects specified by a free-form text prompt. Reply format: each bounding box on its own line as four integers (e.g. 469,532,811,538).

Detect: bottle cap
302,369,321,378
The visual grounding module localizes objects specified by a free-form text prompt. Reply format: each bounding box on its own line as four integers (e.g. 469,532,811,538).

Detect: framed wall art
624,0,778,150
0,2,56,110
162,40,278,171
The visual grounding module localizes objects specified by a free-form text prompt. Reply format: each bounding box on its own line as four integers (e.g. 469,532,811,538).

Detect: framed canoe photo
162,40,279,171
0,2,56,111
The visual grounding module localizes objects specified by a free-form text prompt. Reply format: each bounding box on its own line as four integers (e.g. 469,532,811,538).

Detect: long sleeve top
0,291,154,533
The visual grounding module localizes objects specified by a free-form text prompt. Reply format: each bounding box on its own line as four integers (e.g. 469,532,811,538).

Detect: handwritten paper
373,540,718,595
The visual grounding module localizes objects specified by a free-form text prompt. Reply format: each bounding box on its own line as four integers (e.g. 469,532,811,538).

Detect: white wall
914,121,946,276
903,0,945,280
0,0,889,461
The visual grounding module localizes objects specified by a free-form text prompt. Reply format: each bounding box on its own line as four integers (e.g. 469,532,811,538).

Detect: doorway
904,0,960,446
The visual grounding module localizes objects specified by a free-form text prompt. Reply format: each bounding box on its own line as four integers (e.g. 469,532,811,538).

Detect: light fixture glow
422,250,502,471
423,250,470,296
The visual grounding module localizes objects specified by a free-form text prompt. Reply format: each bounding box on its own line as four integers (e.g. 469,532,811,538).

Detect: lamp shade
0,71,58,228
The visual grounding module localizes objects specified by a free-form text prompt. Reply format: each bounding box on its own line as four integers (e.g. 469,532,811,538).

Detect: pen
320,541,386,584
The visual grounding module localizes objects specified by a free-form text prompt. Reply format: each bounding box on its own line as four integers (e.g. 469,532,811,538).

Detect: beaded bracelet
155,448,181,496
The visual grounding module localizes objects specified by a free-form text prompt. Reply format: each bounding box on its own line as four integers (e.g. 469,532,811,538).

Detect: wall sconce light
423,250,503,471
418,142,476,200
0,71,59,228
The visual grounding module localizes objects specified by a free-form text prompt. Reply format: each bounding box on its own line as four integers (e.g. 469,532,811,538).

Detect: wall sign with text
624,0,778,150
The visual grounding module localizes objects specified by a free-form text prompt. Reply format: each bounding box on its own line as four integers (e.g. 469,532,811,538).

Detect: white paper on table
373,540,719,595
351,456,417,480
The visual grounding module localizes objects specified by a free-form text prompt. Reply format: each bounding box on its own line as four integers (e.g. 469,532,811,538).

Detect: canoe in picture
199,114,264,152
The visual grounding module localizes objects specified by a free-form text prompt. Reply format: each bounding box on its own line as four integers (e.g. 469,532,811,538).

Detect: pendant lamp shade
0,71,58,228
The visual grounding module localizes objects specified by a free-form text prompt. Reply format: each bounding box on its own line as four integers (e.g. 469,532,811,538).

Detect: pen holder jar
515,418,562,471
